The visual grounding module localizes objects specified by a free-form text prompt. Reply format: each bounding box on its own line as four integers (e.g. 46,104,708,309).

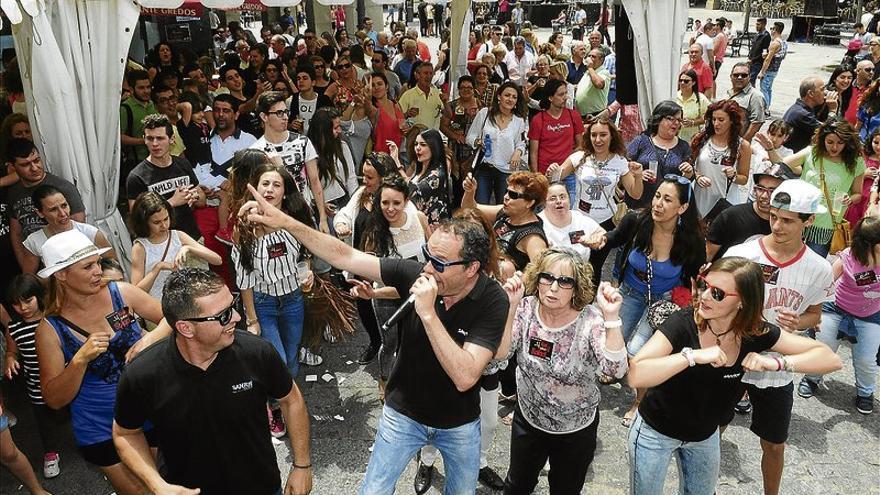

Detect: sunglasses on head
664,174,693,202
184,294,240,326
537,272,576,289
422,245,472,273
696,275,738,302
505,189,525,200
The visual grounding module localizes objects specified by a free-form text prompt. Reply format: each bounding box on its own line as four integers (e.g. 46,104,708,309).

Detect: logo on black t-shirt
267,242,288,259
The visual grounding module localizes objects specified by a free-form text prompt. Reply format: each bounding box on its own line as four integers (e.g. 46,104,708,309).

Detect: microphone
382,294,416,332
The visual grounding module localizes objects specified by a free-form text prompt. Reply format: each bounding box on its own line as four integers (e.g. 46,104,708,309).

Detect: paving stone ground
2,7,878,495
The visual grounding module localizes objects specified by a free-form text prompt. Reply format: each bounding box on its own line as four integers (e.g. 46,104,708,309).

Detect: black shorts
746,382,794,444
79,428,159,467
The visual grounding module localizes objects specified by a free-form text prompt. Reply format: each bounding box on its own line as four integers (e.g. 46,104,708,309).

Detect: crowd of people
0,7,878,495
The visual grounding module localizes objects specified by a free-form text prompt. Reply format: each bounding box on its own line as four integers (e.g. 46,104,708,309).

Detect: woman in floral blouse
497,246,628,494
391,128,450,227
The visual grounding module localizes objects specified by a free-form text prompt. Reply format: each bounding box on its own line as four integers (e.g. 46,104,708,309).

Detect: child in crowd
3,274,66,480
129,191,222,302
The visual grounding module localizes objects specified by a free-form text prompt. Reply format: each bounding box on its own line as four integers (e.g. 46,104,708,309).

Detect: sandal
598,374,618,385
621,410,636,428
500,412,514,427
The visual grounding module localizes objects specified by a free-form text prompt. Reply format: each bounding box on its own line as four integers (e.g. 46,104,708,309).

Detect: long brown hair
698,257,766,339
810,117,863,174
690,99,743,163
579,117,627,167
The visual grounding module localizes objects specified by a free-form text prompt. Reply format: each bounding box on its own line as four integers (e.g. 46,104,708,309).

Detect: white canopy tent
0,0,685,272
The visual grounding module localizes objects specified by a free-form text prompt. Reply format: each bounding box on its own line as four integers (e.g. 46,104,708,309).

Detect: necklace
707,325,734,346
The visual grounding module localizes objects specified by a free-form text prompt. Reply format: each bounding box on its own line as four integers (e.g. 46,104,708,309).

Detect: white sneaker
299,348,323,366
43,452,60,478
323,326,338,343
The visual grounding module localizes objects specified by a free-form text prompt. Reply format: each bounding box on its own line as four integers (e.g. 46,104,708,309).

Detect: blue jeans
562,173,578,209
475,165,510,205
628,413,720,495
760,70,778,108
359,405,481,495
748,61,762,87
806,302,880,397
254,289,305,377
619,283,672,356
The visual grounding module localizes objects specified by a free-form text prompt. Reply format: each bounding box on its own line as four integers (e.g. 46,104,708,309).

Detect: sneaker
357,345,379,365
855,395,874,415
43,452,60,478
299,347,323,366
323,326,338,343
478,466,505,490
214,226,233,246
734,398,752,414
798,377,819,399
269,407,287,438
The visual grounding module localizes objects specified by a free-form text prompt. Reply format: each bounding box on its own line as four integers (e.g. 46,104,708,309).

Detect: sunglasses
731,73,750,79
679,79,693,84
537,272,576,289
505,189,525,200
337,63,352,69
696,275,738,302
422,244,471,273
663,174,693,202
184,294,240,326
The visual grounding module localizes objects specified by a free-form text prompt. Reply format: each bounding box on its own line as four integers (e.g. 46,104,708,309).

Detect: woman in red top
467,30,484,74
369,72,407,154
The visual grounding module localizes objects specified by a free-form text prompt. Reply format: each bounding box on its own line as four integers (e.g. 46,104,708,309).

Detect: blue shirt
623,249,683,296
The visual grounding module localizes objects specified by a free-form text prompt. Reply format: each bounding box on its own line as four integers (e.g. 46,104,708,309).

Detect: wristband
781,355,795,373
603,319,623,329
772,355,783,371
293,462,312,469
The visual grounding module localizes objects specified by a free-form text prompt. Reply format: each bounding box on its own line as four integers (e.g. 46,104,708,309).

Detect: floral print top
409,166,450,226
508,296,628,433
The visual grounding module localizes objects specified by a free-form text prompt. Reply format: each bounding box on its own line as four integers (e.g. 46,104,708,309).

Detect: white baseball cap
769,179,828,215
38,230,111,278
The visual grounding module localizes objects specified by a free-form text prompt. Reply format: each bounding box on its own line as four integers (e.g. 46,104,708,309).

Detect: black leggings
357,298,381,351
504,407,600,495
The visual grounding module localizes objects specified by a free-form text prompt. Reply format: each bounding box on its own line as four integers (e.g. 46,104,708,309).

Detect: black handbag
645,257,680,331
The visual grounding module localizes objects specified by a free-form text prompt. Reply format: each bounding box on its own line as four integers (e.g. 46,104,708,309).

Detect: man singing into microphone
239,185,509,494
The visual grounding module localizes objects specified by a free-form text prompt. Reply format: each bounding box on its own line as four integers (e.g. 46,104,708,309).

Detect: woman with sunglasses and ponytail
592,174,706,426
627,257,841,495
496,247,627,494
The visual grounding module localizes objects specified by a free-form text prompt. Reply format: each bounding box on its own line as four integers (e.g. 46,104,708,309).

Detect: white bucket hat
37,230,111,279
769,179,828,215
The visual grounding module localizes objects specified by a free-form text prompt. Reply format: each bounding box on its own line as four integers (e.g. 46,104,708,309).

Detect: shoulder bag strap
645,255,654,305
160,232,173,262
817,157,838,225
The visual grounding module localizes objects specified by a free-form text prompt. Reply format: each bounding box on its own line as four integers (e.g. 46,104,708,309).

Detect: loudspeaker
803,0,837,17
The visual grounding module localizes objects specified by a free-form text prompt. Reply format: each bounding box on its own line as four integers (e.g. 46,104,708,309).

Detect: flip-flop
621,411,636,428
501,412,514,427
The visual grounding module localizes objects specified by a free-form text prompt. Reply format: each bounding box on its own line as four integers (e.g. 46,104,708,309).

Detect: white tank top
390,210,426,262
134,231,182,300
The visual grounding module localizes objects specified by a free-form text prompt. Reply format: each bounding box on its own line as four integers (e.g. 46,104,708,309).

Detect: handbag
645,257,681,331
818,158,852,255
598,174,628,226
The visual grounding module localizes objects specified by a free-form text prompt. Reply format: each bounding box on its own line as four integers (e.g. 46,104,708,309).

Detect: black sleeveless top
493,211,546,271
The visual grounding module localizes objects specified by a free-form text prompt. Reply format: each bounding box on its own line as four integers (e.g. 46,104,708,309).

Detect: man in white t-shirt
724,179,834,495
287,65,332,136
696,22,717,76
250,91,327,233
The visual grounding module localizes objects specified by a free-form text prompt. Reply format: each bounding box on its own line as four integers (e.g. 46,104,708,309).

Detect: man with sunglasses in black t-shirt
237,189,509,495
113,269,312,495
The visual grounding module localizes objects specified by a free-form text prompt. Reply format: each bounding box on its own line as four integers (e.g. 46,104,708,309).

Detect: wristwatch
681,347,696,367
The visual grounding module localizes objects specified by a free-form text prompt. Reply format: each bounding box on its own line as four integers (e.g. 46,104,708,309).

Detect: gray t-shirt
8,173,86,238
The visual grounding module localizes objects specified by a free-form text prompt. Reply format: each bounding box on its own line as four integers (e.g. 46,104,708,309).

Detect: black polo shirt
380,258,509,429
706,202,771,261
115,331,293,495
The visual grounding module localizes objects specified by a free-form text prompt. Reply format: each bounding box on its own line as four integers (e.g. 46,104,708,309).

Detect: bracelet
603,319,623,329
292,462,312,470
772,355,783,371
781,355,795,373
